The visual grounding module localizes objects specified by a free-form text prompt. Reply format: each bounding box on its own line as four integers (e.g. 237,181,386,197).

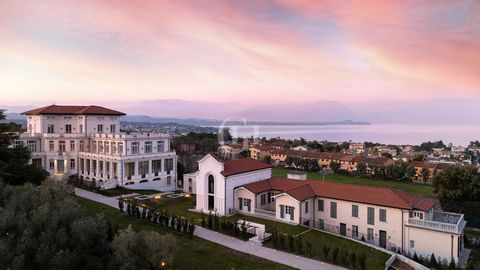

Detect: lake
221,124,480,146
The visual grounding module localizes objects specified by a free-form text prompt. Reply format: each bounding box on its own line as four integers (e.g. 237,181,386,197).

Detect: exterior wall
225,168,272,213
275,194,300,224
255,191,278,211
315,197,404,250
182,173,197,194
405,226,461,263
18,113,177,191
235,188,255,214
194,155,226,215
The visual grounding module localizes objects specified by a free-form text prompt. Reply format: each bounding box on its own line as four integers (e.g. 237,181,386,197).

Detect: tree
429,253,438,268
406,166,416,179
329,161,341,174
0,180,110,269
381,152,393,159
356,162,367,178
0,111,48,185
421,168,430,183
433,166,480,201
111,225,176,270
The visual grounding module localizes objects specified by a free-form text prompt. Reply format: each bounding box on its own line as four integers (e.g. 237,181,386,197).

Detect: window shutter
247,199,251,212
291,207,294,220
280,205,285,218
239,198,243,211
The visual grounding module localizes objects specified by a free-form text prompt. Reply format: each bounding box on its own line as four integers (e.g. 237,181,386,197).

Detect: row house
249,145,275,160
16,105,177,191
187,155,466,264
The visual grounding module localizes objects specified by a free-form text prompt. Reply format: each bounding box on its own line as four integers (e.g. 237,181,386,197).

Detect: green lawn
77,197,293,270
273,168,435,197
264,229,390,270
120,193,388,269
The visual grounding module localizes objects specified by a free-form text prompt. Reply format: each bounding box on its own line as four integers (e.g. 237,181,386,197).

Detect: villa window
145,141,152,153
318,219,324,230
110,124,116,133
49,141,54,152
27,140,36,152
97,124,103,133
79,140,85,152
79,124,83,133
409,240,415,249
131,142,139,154
138,161,148,177
305,201,309,213
49,159,54,170
47,124,54,133
208,175,215,194
70,159,75,170
104,141,109,154
59,141,66,152
165,158,174,172
352,205,359,217
410,211,424,220
330,202,337,219
367,228,374,241
70,141,75,151
260,194,266,205
167,176,171,186
318,199,324,211
118,142,123,155
367,207,375,225
352,225,359,238
157,141,165,152
65,124,72,134
98,141,103,153
379,209,387,222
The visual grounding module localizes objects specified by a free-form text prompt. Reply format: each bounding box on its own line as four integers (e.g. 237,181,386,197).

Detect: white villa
15,105,177,191
187,154,467,263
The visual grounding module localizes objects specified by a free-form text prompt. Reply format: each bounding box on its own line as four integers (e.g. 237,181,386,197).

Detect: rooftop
240,178,435,211
220,157,272,177
22,105,126,116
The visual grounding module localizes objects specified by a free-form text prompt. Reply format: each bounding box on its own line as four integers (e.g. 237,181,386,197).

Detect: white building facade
16,105,177,191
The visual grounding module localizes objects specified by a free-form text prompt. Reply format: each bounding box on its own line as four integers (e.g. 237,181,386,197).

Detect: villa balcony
406,211,466,234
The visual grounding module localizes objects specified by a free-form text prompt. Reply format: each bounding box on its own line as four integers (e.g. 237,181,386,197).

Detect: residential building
16,105,177,191
249,145,275,160
349,143,365,153
410,161,453,183
189,154,466,263
218,144,244,159
292,145,308,151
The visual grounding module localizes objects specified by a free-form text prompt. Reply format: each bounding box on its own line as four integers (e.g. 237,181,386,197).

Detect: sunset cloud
0,0,478,105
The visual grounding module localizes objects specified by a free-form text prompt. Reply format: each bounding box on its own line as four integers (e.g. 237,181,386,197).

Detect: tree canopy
433,166,480,201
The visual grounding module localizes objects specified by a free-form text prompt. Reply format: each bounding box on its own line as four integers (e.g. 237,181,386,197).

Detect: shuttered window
330,202,337,219
367,207,375,225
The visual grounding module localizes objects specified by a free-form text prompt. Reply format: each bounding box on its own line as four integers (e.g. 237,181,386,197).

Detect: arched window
208,175,214,194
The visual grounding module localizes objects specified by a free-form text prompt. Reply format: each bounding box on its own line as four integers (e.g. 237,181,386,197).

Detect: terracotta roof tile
221,158,272,177
240,178,434,210
23,105,125,116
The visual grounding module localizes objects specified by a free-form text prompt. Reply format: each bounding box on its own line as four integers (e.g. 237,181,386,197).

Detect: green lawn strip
77,197,294,270
264,229,390,270
466,229,480,238
272,168,434,197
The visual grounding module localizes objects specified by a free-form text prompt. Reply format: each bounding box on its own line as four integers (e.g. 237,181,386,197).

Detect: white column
148,160,152,176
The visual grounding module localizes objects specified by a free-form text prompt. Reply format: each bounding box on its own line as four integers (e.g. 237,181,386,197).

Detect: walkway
74,188,344,270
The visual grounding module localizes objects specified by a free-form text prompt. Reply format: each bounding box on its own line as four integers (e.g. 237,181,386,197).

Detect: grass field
77,197,293,270
272,168,435,197
120,193,389,269
264,229,391,270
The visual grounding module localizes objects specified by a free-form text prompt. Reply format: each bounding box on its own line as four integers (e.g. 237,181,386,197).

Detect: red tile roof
22,105,125,116
221,158,272,177
240,178,434,211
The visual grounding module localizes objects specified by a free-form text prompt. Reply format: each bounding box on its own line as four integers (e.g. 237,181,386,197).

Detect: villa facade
188,154,466,263
15,105,177,191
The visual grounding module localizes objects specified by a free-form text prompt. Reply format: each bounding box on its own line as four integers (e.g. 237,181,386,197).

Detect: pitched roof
22,105,125,116
239,178,434,211
221,158,272,177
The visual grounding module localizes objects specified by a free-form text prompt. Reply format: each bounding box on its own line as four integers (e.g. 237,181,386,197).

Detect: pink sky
0,0,479,105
